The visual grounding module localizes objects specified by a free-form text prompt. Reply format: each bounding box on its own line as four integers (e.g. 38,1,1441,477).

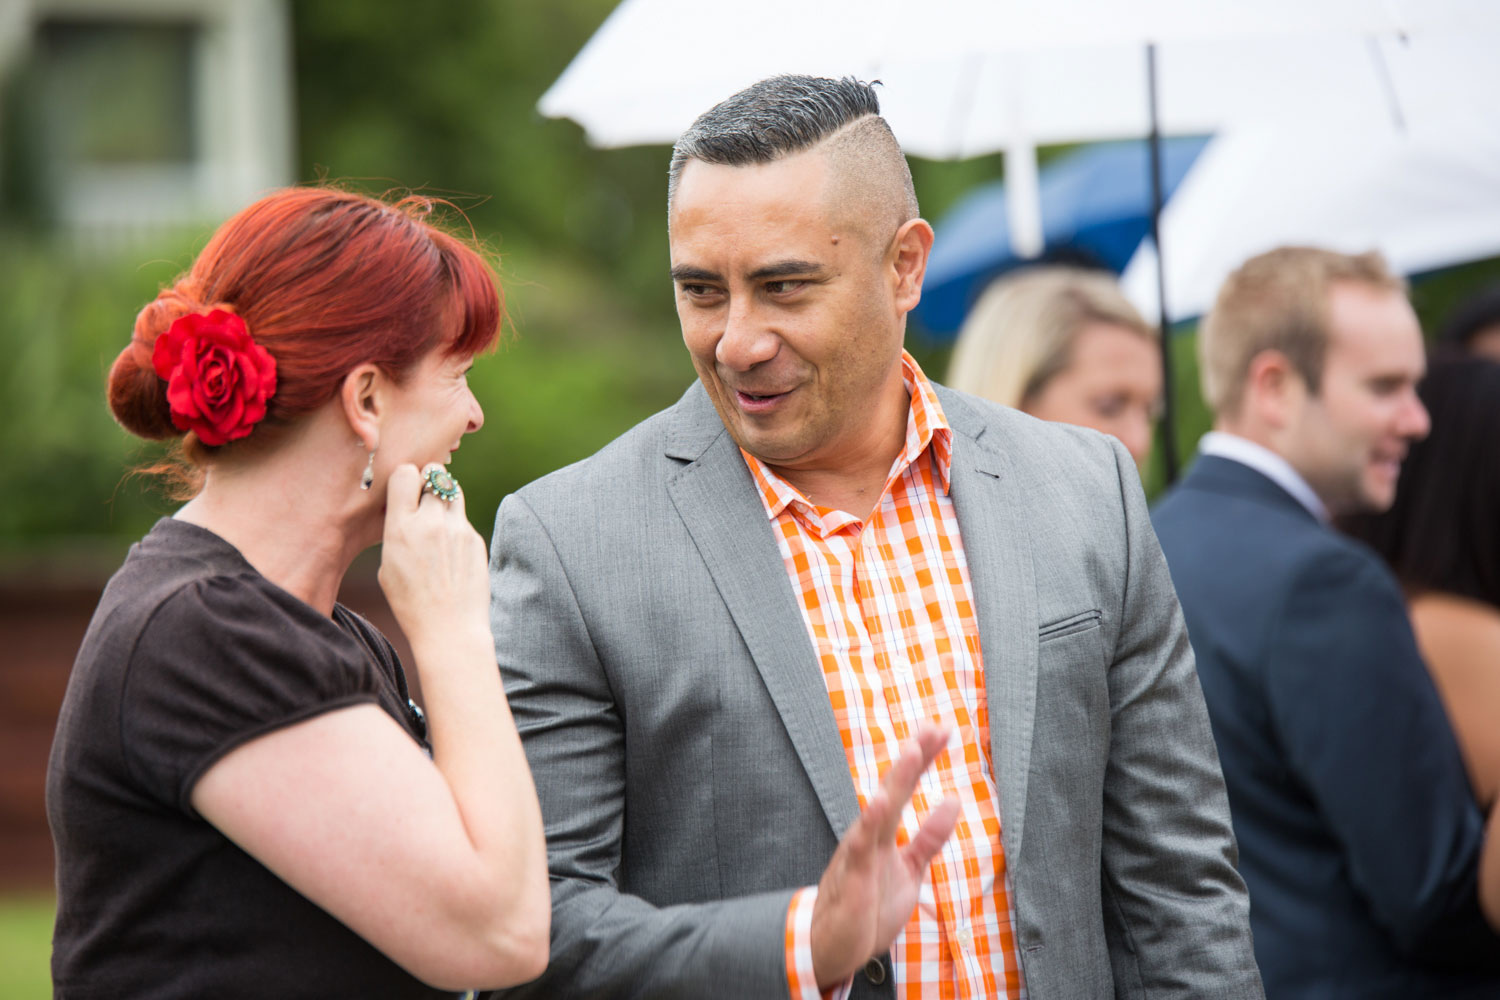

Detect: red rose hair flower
151,309,277,446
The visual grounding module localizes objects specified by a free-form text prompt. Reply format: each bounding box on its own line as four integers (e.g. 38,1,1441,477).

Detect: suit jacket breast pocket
1034,610,1110,782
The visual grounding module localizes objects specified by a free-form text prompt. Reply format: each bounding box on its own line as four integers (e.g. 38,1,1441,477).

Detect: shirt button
863,956,887,984
957,925,974,947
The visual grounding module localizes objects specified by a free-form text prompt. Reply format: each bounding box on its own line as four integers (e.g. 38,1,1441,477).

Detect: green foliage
1141,324,1213,500
0,234,190,555
1409,256,1500,337
454,249,695,536
0,894,52,999
292,0,673,302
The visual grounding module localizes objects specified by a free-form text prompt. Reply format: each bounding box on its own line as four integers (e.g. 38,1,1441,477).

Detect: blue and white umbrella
914,136,1208,338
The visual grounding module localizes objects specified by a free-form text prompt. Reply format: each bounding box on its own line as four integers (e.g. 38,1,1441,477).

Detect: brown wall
0,559,414,892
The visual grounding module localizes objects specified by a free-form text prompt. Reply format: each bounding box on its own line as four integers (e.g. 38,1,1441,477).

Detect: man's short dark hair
667,74,918,226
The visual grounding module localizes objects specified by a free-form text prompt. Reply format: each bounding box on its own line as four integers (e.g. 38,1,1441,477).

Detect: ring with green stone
421,467,461,503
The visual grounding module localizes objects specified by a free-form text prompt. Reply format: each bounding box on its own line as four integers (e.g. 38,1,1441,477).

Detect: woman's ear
340,364,384,450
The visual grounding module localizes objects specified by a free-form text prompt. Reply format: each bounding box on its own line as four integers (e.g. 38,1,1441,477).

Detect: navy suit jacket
1153,454,1500,999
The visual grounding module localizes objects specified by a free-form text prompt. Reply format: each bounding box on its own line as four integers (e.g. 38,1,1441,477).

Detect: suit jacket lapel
940,388,1039,865
663,385,860,839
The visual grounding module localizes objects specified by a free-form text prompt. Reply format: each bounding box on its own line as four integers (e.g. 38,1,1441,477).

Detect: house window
1,0,292,245
35,18,199,168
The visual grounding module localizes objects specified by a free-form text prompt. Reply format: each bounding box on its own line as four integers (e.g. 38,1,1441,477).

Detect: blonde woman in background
946,266,1163,468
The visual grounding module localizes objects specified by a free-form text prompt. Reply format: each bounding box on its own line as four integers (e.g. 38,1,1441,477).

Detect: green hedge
0,234,189,555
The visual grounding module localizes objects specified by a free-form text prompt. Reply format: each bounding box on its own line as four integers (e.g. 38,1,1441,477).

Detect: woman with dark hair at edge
46,186,548,998
1341,354,1500,927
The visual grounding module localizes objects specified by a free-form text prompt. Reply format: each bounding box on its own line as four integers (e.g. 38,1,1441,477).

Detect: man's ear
340,364,384,450
1244,349,1307,431
890,217,934,314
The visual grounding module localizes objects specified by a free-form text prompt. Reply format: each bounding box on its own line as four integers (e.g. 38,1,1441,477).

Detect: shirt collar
1198,431,1330,522
743,351,953,529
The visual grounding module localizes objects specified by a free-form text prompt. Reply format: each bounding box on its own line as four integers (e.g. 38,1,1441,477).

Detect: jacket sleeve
1096,438,1265,999
486,492,797,999
1265,542,1500,966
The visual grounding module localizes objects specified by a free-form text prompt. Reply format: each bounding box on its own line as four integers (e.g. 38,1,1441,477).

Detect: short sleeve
119,574,385,813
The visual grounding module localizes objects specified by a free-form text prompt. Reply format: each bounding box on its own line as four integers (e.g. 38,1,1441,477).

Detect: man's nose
1120,411,1153,469
1400,390,1431,441
716,297,779,371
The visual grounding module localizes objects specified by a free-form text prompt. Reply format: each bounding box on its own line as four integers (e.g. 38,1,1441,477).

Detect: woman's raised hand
377,463,491,653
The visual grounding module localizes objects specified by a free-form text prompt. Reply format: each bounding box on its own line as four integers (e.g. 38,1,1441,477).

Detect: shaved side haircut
667,74,919,245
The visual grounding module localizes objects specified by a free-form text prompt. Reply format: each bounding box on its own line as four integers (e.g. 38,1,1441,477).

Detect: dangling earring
359,450,376,491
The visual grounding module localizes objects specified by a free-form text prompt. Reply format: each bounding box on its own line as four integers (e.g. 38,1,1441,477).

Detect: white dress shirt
1197,431,1329,523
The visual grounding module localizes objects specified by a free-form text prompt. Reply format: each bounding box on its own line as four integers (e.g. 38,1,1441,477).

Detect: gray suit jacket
488,382,1262,999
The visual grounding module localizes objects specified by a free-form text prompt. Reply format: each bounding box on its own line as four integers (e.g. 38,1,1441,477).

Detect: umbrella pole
1004,136,1045,259
1146,42,1179,485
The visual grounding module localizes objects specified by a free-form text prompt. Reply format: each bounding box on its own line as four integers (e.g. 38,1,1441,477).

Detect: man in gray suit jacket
489,75,1262,999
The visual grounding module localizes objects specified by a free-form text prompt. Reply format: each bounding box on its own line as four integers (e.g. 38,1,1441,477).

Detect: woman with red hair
46,187,549,997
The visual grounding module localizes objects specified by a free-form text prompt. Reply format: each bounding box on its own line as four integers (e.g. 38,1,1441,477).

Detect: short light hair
1200,246,1406,418
667,74,919,237
946,266,1154,408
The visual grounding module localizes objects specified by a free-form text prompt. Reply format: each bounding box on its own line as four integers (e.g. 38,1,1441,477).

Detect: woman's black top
47,517,455,999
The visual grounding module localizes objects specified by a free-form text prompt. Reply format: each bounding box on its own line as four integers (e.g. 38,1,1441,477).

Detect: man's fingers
840,724,952,866
911,723,952,765
843,787,889,864
903,795,960,871
874,725,951,842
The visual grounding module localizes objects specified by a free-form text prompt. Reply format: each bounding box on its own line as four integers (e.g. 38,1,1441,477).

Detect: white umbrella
539,0,1494,257
1120,113,1500,322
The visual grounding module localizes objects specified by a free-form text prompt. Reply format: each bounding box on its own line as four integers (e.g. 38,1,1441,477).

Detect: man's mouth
1370,448,1405,476
735,387,791,409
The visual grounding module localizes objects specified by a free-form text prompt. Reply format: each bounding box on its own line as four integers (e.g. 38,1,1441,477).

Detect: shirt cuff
785,887,853,1000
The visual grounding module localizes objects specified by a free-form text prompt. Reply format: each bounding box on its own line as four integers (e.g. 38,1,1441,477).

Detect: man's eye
765,280,803,295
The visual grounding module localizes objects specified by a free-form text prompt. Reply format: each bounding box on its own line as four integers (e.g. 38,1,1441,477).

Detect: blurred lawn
0,895,51,1000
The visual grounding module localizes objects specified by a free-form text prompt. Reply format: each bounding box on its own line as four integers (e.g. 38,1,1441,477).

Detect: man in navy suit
1153,246,1500,998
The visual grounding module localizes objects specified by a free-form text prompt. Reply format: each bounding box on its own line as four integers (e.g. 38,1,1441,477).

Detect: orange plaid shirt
752,353,1027,1000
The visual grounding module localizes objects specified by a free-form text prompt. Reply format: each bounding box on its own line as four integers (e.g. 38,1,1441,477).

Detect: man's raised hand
810,724,961,989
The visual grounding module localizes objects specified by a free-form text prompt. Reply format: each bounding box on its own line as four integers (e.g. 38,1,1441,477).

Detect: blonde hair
1200,246,1405,418
946,266,1154,408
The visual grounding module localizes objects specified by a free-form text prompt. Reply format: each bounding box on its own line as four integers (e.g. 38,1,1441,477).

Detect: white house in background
0,0,293,245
